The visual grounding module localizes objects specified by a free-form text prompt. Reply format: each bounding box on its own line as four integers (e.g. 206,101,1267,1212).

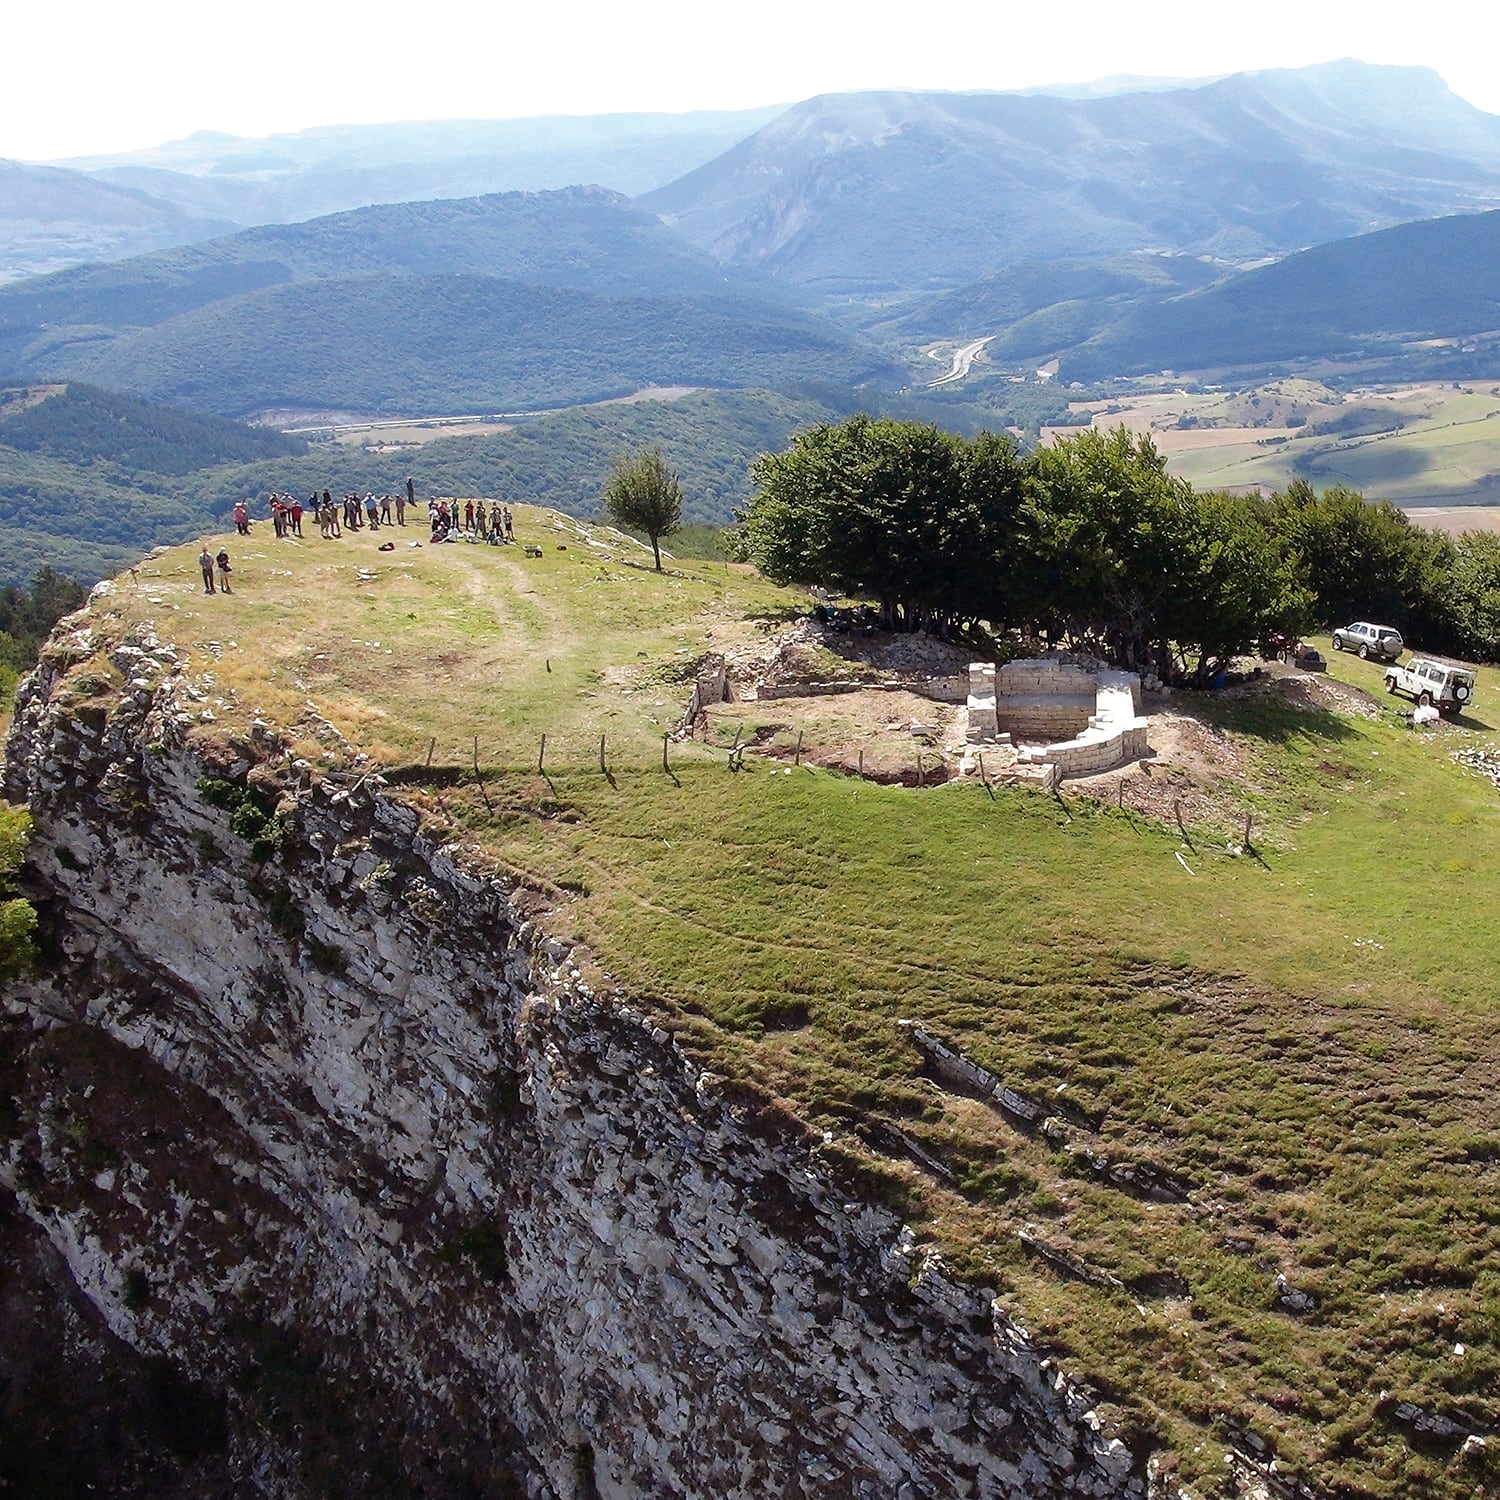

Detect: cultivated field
1053,379,1500,520
65,512,1500,1499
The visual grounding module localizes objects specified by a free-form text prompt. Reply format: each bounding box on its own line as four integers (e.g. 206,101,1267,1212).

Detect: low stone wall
757,675,967,703
756,680,867,700
920,674,969,704
996,660,1097,739
969,659,1150,776
1018,670,1149,775
678,656,731,733
1030,718,1150,775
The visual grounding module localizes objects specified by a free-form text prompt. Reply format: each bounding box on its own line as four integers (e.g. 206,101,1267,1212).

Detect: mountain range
5,60,1500,428
644,62,1500,293
0,159,234,282
0,109,783,285
0,189,892,420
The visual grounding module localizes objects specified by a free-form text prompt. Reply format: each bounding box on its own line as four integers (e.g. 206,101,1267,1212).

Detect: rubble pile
1453,745,1500,793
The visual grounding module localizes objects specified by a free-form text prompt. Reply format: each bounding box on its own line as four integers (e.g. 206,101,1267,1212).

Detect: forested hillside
199,389,842,526
0,385,846,582
1058,208,1500,379
53,275,889,420
0,188,891,419
0,381,306,471
0,383,307,583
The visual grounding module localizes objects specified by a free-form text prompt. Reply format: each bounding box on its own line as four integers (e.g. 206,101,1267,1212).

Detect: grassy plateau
54,509,1500,1499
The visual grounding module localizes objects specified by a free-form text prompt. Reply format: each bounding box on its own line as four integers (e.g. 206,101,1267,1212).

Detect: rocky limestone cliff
0,617,1145,1498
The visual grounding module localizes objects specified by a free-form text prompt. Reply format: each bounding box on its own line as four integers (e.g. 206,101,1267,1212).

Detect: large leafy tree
1019,426,1194,668
742,418,1431,679
1268,480,1452,635
1445,531,1500,660
1162,493,1311,684
745,415,1018,633
601,447,683,572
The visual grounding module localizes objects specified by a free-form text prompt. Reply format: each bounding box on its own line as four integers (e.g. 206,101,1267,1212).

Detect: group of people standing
230,476,428,541
429,499,514,545
198,545,232,594
207,480,521,598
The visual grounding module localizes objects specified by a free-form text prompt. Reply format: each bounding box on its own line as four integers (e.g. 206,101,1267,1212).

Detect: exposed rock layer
0,629,1142,1498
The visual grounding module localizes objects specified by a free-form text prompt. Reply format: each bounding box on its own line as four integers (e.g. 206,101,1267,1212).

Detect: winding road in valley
926,335,994,387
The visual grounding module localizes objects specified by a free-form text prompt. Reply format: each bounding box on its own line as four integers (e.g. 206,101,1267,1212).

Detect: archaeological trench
0,611,1176,1498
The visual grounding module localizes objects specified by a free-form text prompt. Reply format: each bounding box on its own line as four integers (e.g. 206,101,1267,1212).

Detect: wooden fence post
1174,798,1193,850
538,734,547,777
472,735,493,813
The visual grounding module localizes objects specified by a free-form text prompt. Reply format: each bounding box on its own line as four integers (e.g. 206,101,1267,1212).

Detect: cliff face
0,620,1143,1499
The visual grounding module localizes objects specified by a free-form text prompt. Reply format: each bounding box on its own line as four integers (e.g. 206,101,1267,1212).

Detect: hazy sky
11,0,1500,160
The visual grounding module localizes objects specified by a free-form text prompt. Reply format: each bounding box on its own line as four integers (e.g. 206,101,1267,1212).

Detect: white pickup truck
1383,657,1477,717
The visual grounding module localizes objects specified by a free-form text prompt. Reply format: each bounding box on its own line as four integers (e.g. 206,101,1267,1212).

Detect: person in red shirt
290,499,304,537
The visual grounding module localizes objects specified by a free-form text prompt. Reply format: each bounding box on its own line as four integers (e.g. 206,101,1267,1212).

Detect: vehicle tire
1358,644,1371,659
1332,633,1344,652
1419,691,1433,708
1456,684,1471,703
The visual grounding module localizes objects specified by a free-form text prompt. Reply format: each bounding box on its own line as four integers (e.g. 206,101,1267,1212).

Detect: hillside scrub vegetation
0,385,839,586
742,417,1500,671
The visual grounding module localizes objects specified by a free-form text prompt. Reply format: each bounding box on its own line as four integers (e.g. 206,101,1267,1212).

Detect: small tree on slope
602,447,683,572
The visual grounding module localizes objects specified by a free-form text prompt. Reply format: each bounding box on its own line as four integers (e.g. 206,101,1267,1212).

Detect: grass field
1057,380,1500,515
66,513,1500,1499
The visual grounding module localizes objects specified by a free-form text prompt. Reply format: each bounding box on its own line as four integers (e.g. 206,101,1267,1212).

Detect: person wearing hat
198,544,216,594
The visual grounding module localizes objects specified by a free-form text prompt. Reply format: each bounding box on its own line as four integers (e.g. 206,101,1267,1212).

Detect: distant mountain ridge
0,159,235,282
0,186,762,357
58,107,787,217
2,107,784,285
0,190,891,420
643,61,1500,293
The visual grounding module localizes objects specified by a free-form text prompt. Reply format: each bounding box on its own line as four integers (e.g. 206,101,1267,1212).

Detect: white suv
1384,657,1477,717
1331,622,1404,661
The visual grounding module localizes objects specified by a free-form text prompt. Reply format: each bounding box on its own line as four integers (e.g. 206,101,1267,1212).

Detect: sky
10,0,1500,161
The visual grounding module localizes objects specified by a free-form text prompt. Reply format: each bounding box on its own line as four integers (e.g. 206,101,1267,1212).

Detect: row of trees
739,417,1500,680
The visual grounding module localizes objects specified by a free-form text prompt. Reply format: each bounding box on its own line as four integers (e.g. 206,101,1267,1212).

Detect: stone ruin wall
968,658,1150,776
